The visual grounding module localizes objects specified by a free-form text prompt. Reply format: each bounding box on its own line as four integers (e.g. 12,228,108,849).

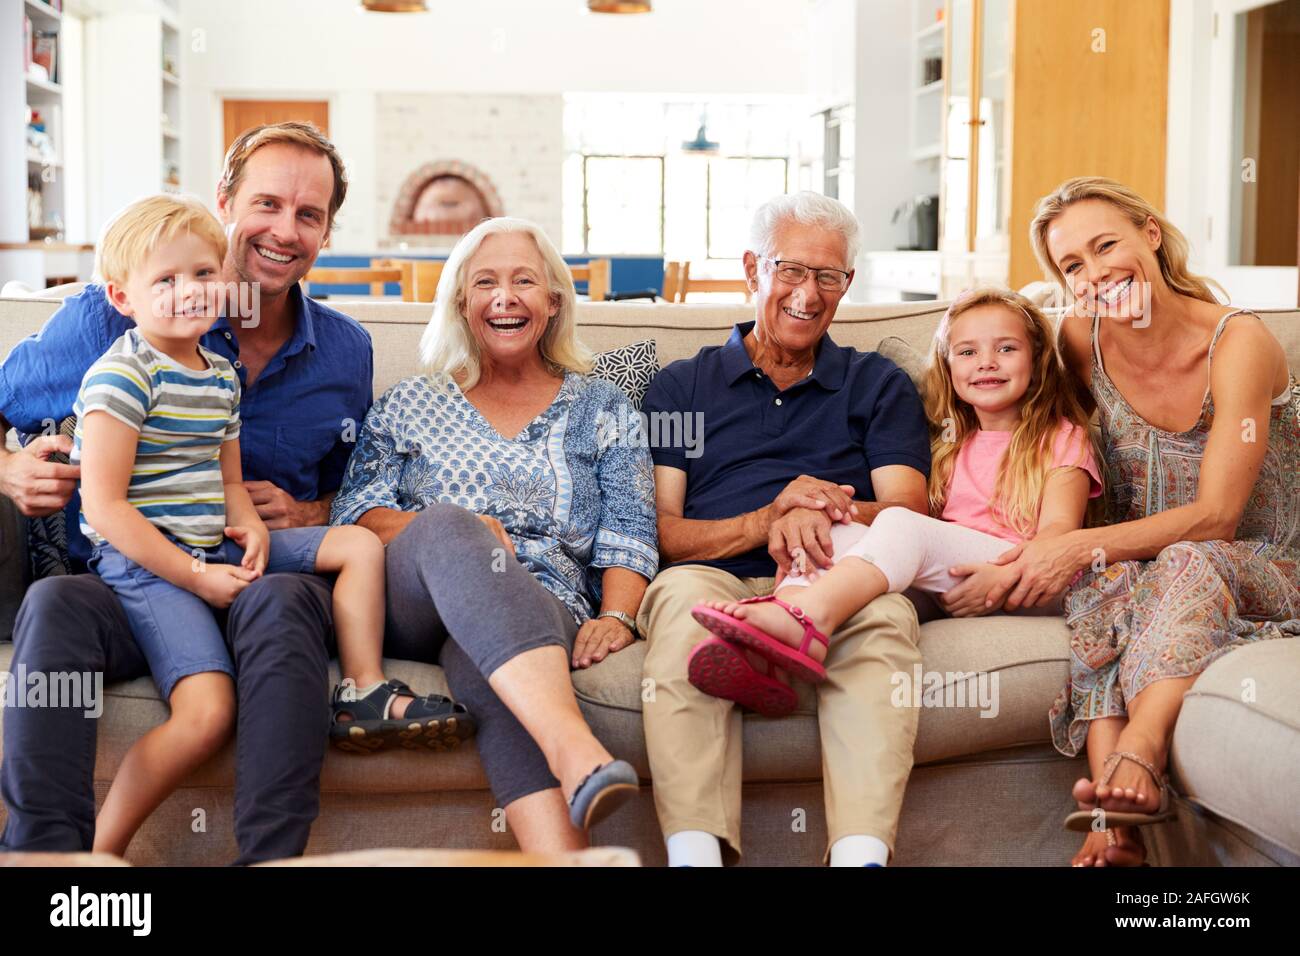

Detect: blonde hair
1030,177,1223,306
95,194,228,286
419,217,593,389
218,121,348,232
924,288,1095,539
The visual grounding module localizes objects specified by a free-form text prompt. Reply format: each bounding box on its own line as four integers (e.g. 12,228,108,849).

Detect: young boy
74,195,472,856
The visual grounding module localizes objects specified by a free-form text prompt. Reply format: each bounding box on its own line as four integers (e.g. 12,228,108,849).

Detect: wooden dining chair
304,266,408,299
664,261,752,303
568,258,610,301
371,258,445,302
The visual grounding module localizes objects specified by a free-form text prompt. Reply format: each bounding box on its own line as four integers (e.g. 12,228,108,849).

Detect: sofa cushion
570,612,1071,780
875,335,928,391
0,611,1072,791
1170,639,1300,857
589,339,658,410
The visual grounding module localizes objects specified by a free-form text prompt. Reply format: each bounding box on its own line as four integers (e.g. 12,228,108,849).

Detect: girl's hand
999,534,1084,610
940,562,1021,617
225,524,269,576
572,615,636,669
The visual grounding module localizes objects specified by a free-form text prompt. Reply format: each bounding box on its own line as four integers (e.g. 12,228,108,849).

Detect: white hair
419,217,593,389
747,191,860,269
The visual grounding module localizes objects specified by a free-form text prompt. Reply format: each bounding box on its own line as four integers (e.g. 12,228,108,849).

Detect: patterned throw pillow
24,415,76,580
590,339,659,410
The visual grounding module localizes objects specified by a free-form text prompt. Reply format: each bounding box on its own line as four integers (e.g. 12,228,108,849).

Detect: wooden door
1006,0,1171,288
222,100,330,154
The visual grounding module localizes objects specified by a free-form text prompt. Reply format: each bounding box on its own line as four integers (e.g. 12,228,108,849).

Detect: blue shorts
89,526,329,700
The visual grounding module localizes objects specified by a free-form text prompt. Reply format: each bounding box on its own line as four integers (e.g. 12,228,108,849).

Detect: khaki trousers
638,563,922,862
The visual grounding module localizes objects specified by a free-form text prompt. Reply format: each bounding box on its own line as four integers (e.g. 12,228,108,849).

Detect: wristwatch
597,610,640,639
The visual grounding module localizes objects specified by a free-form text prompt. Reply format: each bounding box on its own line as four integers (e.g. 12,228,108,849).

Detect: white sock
829,834,889,867
666,830,723,867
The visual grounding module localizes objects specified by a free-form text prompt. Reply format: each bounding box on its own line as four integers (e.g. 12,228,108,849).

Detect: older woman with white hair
329,217,658,849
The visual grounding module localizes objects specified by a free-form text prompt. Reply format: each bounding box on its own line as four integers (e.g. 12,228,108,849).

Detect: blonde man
0,123,375,863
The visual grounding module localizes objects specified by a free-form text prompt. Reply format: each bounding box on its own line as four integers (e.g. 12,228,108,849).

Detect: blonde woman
1006,177,1300,867
691,288,1101,693
330,217,658,848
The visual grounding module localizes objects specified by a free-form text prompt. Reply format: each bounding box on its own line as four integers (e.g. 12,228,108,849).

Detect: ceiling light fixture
587,1,652,13
681,116,720,156
360,0,428,12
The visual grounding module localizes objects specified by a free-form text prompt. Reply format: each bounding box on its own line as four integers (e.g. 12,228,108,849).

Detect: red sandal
691,596,830,684
687,637,797,718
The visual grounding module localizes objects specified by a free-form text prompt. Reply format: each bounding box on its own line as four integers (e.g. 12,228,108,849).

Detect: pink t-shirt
939,420,1103,544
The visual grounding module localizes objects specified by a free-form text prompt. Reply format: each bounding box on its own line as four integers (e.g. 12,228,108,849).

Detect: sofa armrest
0,491,29,642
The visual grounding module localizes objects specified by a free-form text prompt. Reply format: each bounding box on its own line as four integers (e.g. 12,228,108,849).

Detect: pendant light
360,1,428,12
588,1,652,13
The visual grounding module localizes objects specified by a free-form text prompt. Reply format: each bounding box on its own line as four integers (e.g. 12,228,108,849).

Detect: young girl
689,288,1102,714
75,195,470,857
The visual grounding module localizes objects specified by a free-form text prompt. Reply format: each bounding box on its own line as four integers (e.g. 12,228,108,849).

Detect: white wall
1166,0,1298,307
178,0,812,253
374,93,564,246
852,0,916,258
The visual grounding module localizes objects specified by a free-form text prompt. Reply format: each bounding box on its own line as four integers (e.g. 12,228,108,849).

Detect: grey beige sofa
2,292,1298,866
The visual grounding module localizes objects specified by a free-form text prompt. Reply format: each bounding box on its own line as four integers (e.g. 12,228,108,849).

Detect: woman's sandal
687,636,798,718
1064,750,1177,832
567,759,639,831
691,595,829,684
330,678,477,754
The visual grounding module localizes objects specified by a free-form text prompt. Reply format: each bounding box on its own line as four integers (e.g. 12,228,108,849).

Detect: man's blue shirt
0,282,373,570
641,320,931,578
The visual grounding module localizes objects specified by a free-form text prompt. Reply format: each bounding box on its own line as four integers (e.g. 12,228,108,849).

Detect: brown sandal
1064,750,1176,832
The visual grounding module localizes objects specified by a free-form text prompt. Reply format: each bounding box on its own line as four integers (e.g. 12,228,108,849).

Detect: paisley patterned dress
1049,310,1300,756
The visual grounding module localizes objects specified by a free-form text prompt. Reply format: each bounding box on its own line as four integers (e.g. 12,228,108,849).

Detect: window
581,156,664,255
564,96,801,259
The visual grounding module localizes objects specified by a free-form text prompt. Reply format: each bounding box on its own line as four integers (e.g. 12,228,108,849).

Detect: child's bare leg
699,558,889,662
93,671,235,857
314,525,410,717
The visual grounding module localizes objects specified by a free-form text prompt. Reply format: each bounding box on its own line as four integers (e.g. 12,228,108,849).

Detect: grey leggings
383,503,579,808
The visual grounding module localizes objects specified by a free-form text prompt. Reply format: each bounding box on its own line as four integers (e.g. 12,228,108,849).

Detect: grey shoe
567,759,638,831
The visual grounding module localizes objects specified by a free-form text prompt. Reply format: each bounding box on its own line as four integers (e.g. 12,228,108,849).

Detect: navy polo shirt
642,320,930,578
0,282,373,571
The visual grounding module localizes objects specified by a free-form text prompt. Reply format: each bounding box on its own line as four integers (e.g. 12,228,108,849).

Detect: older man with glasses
638,192,932,867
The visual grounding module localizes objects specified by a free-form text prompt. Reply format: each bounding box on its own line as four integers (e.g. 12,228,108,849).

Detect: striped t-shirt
72,328,241,548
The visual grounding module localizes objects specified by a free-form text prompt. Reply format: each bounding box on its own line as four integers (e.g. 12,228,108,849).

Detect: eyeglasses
760,257,851,292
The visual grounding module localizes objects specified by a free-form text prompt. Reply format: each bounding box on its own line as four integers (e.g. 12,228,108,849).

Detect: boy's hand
940,562,1021,618
192,563,259,609
225,524,269,576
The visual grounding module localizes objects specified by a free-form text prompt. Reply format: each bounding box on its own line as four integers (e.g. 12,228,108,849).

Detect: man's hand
191,562,260,609
477,513,515,555
225,524,270,576
571,615,636,669
769,506,840,576
772,475,858,523
243,480,325,529
940,562,1022,617
0,435,80,517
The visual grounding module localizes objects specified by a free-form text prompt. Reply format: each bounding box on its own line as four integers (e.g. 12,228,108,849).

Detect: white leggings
781,507,1018,595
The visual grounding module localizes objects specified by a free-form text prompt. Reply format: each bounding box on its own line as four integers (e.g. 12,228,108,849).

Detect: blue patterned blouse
330,371,659,625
